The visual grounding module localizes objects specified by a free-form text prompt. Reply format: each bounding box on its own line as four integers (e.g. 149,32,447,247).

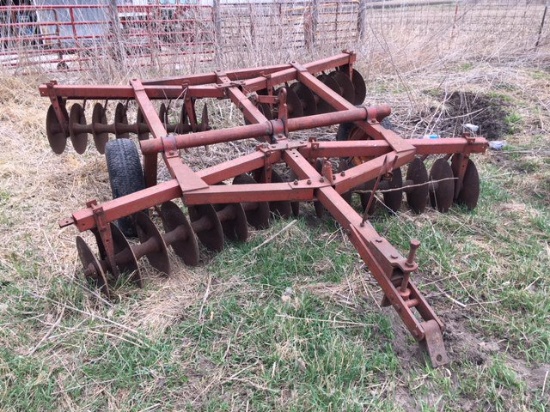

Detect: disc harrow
40,52,489,368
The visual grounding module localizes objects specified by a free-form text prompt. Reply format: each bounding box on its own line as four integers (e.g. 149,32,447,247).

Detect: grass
0,27,549,412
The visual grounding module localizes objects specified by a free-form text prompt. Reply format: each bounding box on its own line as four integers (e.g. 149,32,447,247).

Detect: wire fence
1,0,549,74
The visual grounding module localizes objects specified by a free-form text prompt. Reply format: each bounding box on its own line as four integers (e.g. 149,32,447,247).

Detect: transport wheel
105,139,145,237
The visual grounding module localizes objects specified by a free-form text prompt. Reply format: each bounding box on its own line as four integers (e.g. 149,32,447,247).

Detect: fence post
213,0,221,64
108,0,125,62
312,0,318,46
357,0,367,41
535,5,548,50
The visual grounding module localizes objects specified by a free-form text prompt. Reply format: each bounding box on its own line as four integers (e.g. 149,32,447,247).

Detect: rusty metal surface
40,52,491,368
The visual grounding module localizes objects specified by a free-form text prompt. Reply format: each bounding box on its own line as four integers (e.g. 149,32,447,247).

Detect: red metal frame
40,51,488,367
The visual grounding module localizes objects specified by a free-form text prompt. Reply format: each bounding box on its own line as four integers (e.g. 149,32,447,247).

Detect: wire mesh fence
0,0,548,74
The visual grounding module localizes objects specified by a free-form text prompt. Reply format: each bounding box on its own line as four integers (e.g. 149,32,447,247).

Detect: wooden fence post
357,0,367,41
535,5,547,50
213,0,221,64
108,0,125,63
312,0,319,46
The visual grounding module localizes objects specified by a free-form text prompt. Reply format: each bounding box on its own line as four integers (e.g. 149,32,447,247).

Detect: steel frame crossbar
44,52,489,367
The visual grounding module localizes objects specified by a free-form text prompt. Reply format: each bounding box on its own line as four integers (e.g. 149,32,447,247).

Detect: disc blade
216,203,249,242
136,109,150,141
110,222,142,287
200,104,209,131
429,158,455,213
406,158,429,214
69,103,88,154
291,82,317,116
283,86,304,118
329,71,355,104
188,204,224,252
46,104,68,154
114,103,129,139
451,156,480,210
76,236,110,299
92,102,109,153
136,212,170,275
349,68,366,105
316,74,340,113
268,170,292,219
382,167,403,213
233,174,270,229
160,201,200,266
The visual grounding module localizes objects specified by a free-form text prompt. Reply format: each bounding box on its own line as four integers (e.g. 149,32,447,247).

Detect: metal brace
86,200,120,281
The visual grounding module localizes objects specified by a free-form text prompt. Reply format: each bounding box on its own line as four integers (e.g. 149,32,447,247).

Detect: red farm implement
39,52,488,367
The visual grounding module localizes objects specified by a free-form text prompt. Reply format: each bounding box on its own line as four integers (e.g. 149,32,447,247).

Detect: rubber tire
105,139,145,237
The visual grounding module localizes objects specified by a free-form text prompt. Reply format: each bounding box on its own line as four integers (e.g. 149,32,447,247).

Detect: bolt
391,254,398,259
340,171,346,177
307,179,312,185
320,178,325,183
375,238,383,243
293,180,298,185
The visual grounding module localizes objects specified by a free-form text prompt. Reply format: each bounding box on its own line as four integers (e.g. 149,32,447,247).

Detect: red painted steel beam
143,64,292,86
143,52,355,90
297,138,488,158
196,151,282,184
182,182,319,205
65,181,181,232
38,84,224,100
65,179,320,232
140,106,385,153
